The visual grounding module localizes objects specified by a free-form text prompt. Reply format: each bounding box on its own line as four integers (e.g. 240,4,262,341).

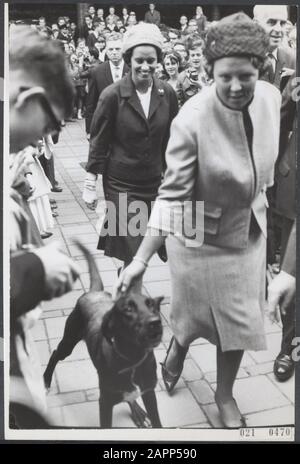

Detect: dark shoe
49,198,57,205
41,232,53,239
274,354,294,382
160,337,187,394
52,211,59,218
51,204,58,210
51,186,63,193
215,394,246,429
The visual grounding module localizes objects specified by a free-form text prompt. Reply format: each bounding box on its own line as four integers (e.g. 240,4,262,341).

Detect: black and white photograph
4,1,298,441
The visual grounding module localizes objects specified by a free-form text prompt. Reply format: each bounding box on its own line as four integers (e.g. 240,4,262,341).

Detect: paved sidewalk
34,120,294,429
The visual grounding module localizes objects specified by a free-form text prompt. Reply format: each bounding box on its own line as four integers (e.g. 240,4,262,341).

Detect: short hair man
85,33,129,136
254,4,295,90
254,6,296,385
10,26,74,152
179,15,188,33
106,6,120,26
188,18,199,34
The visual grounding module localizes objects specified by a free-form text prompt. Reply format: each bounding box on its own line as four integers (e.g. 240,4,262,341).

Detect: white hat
122,23,163,54
253,5,288,22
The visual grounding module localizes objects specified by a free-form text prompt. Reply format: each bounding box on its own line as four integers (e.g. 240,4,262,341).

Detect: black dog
44,241,163,428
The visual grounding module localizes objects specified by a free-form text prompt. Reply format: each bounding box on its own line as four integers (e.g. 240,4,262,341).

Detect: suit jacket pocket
204,203,222,235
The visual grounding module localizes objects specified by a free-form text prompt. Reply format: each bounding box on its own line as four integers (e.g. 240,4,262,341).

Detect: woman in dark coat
83,24,178,269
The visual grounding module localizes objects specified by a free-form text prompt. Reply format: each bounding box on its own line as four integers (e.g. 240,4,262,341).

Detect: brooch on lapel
158,88,164,96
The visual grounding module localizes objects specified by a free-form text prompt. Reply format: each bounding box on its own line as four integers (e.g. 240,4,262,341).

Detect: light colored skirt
166,224,267,352
29,196,54,233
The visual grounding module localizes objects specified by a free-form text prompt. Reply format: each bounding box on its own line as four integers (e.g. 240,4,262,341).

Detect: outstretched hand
33,241,81,299
268,270,295,323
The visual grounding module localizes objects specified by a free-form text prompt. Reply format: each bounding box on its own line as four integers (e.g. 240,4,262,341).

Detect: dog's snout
148,318,162,332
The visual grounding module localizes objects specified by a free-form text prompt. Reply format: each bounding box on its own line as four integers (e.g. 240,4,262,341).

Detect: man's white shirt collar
109,60,125,82
271,48,278,61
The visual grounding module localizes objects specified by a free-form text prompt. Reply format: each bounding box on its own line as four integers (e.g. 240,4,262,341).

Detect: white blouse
136,84,153,118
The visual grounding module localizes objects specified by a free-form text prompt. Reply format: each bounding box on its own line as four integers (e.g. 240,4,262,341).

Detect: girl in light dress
27,136,55,239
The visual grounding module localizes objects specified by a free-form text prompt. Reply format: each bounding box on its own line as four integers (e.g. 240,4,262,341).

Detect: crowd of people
22,4,297,118
8,4,296,429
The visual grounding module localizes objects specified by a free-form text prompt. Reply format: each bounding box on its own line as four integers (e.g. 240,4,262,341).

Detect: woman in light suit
116,13,281,427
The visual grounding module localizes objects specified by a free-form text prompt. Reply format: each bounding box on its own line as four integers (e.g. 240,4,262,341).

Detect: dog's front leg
99,394,114,428
141,390,162,428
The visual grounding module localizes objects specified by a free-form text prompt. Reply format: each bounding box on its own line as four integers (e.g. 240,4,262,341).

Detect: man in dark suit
86,20,102,50
82,14,94,41
254,7,296,382
254,5,296,91
85,33,129,137
268,222,296,381
254,5,296,267
144,4,161,26
268,73,296,382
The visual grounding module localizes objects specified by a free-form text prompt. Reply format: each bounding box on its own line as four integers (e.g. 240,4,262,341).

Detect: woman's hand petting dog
114,260,147,298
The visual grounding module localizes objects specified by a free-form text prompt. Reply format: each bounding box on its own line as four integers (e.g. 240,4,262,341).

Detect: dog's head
102,292,163,350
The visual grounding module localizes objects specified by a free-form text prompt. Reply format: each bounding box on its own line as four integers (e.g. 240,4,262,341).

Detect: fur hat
204,12,270,63
122,23,163,54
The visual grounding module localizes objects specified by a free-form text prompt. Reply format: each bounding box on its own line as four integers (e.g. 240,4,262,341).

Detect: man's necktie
114,66,120,81
267,53,276,83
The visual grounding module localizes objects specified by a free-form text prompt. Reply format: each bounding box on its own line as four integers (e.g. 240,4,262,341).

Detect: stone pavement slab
187,380,215,405
47,391,86,409
55,359,98,392
61,401,100,427
245,405,294,427
155,388,208,427
182,358,204,382
232,375,291,415
267,374,295,403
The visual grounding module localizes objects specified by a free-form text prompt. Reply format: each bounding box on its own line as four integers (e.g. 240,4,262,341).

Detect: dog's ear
154,296,164,310
101,308,116,343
